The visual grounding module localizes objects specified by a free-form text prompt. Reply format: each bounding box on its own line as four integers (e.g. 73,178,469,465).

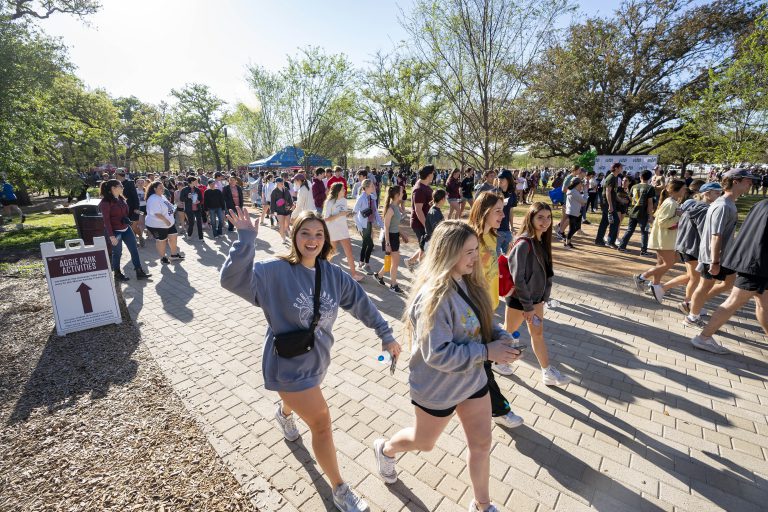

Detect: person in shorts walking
144,181,184,264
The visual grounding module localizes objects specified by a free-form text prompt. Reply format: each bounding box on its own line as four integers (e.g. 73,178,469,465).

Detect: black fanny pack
273,261,322,358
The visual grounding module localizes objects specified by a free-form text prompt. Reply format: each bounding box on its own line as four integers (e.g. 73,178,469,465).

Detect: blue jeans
496,230,513,256
618,217,649,252
209,208,224,237
594,205,620,245
111,228,142,272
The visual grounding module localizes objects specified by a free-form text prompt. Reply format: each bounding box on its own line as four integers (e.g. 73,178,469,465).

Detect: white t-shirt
145,193,176,228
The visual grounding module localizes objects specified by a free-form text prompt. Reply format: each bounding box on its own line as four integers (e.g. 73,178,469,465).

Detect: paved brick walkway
121,217,767,512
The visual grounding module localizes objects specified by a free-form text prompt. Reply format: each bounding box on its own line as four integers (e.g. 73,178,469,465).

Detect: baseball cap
275,177,284,183
699,182,722,192
207,179,215,185
724,169,756,179
293,173,306,181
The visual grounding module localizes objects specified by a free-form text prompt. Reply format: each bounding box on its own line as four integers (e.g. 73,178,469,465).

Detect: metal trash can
70,198,107,246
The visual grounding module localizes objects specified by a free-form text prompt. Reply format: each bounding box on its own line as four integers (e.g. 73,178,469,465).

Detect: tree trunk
163,147,172,173
210,139,222,172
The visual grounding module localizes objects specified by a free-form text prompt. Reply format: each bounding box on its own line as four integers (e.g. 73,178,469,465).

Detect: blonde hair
401,220,493,348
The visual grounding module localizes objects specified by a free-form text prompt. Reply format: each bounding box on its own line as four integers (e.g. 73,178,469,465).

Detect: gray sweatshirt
508,234,553,311
408,280,513,410
220,230,396,392
674,200,709,258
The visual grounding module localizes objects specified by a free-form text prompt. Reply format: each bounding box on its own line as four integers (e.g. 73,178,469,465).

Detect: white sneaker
493,363,514,376
542,366,570,386
691,335,730,355
372,439,398,484
683,315,706,328
468,499,499,512
274,402,300,441
333,483,369,512
493,411,524,428
650,284,665,304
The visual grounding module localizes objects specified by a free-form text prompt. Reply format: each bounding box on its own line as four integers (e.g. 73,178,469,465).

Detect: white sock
542,366,550,372
687,314,700,321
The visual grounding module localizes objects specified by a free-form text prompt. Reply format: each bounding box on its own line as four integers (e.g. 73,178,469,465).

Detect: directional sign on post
41,237,121,336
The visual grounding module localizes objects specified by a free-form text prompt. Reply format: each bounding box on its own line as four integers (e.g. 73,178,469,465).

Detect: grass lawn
0,212,78,254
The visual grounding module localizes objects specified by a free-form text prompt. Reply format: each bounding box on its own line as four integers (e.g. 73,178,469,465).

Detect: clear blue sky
40,0,622,106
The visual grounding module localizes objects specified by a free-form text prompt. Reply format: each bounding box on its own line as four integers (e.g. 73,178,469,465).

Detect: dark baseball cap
724,169,756,179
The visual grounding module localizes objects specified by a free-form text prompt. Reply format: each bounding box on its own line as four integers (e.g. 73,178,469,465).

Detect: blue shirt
2,183,16,201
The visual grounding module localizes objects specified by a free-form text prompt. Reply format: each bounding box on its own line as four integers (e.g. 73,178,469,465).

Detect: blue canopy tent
248,146,332,169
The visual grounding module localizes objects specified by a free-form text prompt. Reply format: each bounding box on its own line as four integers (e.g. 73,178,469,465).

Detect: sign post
41,237,122,336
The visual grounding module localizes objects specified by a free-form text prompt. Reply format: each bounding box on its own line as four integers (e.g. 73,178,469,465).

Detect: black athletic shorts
699,263,735,281
734,273,768,294
382,232,400,252
412,385,489,418
679,252,698,264
413,226,426,251
505,295,543,311
1,198,18,206
146,224,178,241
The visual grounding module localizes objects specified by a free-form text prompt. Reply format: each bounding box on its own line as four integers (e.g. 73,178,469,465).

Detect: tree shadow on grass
7,294,139,424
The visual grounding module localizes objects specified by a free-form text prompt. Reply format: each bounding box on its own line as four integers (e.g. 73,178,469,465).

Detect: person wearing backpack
617,169,655,255
501,202,570,387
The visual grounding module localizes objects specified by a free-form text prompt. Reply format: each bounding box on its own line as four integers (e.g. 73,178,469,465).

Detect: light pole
224,127,233,172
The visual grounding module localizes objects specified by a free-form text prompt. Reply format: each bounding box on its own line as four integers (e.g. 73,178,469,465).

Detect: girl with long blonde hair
372,221,521,512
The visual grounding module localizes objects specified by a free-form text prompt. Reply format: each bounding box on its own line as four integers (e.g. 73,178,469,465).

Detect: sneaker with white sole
632,274,646,291
677,301,690,315
468,499,499,512
650,284,665,304
372,439,398,484
493,363,514,376
683,315,706,328
493,411,524,428
333,483,369,512
542,366,570,386
691,335,730,354
274,402,300,442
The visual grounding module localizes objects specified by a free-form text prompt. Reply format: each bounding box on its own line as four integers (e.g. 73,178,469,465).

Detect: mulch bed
0,265,258,511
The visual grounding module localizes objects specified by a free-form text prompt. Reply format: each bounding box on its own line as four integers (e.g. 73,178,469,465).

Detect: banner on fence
594,155,658,176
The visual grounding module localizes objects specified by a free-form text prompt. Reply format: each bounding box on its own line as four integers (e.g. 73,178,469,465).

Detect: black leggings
566,214,582,240
360,222,374,263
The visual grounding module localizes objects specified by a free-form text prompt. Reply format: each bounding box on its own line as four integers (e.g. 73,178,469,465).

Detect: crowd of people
92,161,767,512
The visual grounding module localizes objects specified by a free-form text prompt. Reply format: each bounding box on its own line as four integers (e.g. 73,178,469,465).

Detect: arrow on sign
76,282,93,314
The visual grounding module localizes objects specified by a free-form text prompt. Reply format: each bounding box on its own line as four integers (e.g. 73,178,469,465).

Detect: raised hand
225,207,258,233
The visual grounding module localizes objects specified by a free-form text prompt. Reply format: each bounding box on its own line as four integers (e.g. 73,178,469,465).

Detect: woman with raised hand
468,191,525,428
372,221,521,512
503,202,570,387
221,208,401,512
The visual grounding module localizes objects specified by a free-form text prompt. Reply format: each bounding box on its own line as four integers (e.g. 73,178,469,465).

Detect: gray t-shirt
698,196,738,264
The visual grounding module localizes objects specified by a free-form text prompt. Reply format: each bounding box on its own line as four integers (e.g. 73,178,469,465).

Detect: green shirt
602,173,618,205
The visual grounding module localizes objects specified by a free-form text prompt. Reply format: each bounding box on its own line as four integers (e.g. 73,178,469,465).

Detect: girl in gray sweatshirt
220,208,400,512
372,221,521,512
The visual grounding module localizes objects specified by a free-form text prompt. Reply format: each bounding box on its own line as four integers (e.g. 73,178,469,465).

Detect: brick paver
122,216,767,512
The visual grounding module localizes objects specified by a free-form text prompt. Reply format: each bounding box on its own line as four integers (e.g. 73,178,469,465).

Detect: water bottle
512,331,521,340
377,352,392,364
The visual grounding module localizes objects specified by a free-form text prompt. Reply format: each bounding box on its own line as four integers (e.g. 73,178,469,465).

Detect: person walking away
684,169,754,327
115,170,140,242
353,180,383,275
181,177,204,241
98,179,150,282
496,170,517,255
223,175,244,232
594,163,622,247
617,170,655,255
446,169,463,219
221,208,401,512
204,179,226,238
323,183,363,282
0,178,25,226
422,189,447,253
270,177,294,245
563,178,588,249
632,180,687,302
469,192,525,428
173,181,187,234
372,221,521,512
660,182,721,313
691,198,768,353
291,174,315,219
312,168,327,215
373,185,410,293
555,166,580,240
144,181,184,264
460,168,475,217
407,165,435,268
587,171,599,213
502,202,570,388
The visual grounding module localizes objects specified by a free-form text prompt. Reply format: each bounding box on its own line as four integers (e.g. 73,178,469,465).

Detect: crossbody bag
273,262,321,358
